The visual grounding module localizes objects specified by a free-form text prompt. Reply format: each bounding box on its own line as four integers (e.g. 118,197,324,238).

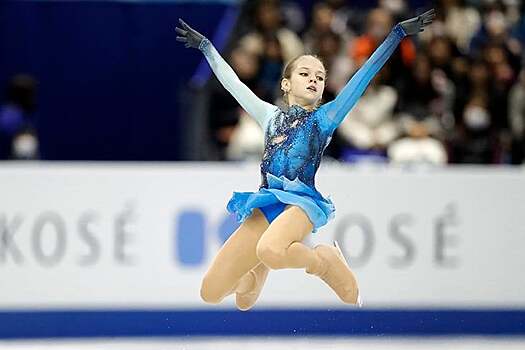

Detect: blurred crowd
0,74,39,160
206,0,525,165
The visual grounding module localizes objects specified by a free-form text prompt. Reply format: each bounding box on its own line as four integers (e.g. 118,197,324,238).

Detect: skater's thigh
204,208,269,280
258,205,313,250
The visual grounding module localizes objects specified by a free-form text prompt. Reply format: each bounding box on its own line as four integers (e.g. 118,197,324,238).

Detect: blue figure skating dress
200,25,407,232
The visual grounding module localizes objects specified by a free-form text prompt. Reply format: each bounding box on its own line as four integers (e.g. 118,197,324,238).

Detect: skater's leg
256,205,359,304
200,208,268,304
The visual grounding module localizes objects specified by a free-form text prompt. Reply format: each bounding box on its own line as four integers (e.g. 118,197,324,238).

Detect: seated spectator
257,34,285,102
510,5,525,55
336,69,399,159
430,0,481,53
481,42,516,130
226,110,265,161
425,35,470,102
325,0,368,37
449,93,500,163
427,35,457,78
388,115,448,165
303,2,350,55
397,53,455,135
378,0,409,21
312,31,353,102
349,8,415,85
207,46,261,160
469,1,522,66
508,69,525,164
303,2,335,53
238,0,304,63
0,74,39,160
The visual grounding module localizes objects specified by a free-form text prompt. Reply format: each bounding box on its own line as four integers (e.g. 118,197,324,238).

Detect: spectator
257,34,285,102
453,58,489,125
303,2,351,55
325,0,368,37
201,1,525,164
469,1,522,67
280,0,307,33
510,5,525,57
0,74,39,160
336,69,399,159
226,110,265,161
238,0,304,63
397,53,455,135
449,93,500,163
311,31,353,102
303,2,335,53
436,0,481,53
349,8,416,86
508,69,525,164
378,0,409,21
481,42,516,130
388,116,448,165
427,36,457,77
207,47,261,160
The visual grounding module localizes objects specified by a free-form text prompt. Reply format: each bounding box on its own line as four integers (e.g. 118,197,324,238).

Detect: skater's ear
281,77,292,105
281,77,291,95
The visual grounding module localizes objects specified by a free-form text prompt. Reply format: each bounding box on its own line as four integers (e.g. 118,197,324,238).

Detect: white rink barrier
0,162,524,310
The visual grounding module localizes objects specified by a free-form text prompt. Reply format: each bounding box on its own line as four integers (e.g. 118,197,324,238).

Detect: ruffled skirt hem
226,173,335,233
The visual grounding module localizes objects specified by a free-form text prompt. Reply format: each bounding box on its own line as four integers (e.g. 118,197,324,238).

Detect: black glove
175,18,206,49
398,9,436,35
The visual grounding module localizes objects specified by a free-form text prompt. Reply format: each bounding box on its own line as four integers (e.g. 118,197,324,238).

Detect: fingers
419,8,435,28
175,25,188,42
179,18,190,30
175,27,187,36
420,8,435,18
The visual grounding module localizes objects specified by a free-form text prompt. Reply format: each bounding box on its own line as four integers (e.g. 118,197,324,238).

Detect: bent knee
256,242,286,270
200,275,225,304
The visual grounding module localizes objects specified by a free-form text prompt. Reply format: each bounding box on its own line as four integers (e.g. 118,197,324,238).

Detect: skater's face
281,55,326,110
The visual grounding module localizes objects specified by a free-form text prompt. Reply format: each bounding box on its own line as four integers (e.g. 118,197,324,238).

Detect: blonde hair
281,54,326,107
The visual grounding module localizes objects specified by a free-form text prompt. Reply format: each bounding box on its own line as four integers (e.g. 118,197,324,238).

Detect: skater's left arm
322,9,435,132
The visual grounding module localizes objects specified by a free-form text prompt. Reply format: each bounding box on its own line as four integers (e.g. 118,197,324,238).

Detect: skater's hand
175,18,207,50
398,9,435,35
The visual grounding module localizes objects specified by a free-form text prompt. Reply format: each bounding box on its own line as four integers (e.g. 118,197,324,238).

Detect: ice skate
308,241,360,305
235,263,269,311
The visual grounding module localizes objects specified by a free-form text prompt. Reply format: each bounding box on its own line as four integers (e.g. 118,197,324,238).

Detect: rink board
0,163,524,337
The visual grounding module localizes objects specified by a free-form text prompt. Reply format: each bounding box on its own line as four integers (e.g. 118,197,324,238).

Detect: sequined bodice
260,105,331,190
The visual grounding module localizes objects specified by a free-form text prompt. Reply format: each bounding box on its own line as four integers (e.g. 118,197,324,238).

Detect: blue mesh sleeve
200,39,278,129
322,25,406,132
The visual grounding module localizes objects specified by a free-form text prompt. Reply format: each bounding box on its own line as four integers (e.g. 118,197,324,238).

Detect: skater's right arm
176,19,277,129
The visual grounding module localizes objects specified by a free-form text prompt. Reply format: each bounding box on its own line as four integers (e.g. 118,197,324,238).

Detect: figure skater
175,9,435,310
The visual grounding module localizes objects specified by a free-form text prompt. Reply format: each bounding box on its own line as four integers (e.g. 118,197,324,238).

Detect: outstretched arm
176,19,277,129
323,9,435,131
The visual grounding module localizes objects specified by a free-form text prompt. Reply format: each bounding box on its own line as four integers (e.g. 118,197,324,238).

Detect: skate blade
333,240,349,266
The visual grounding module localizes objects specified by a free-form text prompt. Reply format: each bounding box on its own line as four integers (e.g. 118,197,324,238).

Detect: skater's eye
316,76,324,81
299,72,308,77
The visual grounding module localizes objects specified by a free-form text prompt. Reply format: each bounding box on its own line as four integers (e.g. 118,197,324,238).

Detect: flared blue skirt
226,173,335,233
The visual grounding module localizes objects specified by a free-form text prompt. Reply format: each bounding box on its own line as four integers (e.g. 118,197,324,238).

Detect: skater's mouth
307,85,317,93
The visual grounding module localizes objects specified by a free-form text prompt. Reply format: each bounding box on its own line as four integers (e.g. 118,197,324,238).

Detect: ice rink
2,338,525,350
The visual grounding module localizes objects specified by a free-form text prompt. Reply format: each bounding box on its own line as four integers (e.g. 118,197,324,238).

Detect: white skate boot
308,241,360,305
235,263,269,311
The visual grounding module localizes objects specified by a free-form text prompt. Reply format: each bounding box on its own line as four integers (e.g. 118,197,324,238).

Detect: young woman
176,9,435,311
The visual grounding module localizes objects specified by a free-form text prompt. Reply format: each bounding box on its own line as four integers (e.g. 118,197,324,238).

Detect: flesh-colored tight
200,205,333,309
